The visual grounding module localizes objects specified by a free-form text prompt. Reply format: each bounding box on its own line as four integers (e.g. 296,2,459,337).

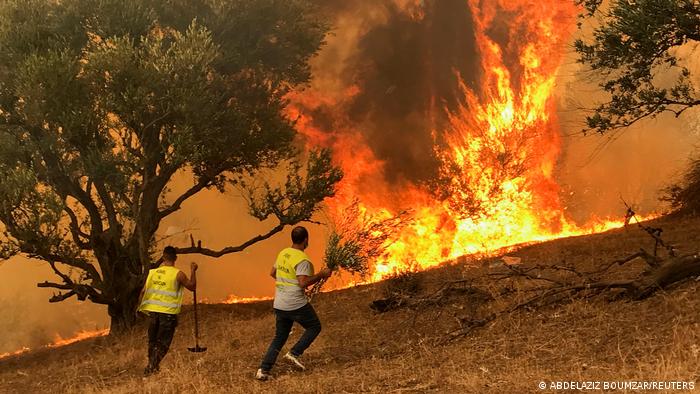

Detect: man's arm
297,267,331,289
177,262,198,291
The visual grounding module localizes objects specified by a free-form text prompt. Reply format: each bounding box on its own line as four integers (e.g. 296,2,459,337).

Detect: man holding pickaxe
138,246,198,376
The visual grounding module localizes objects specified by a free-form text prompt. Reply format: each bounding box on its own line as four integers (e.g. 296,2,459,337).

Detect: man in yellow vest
255,226,331,381
138,246,197,376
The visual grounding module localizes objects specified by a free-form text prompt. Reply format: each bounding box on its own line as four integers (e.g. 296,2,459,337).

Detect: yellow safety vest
275,247,310,289
139,265,184,315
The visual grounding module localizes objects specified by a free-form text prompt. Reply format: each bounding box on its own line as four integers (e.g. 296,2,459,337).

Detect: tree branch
175,222,286,257
93,180,120,236
37,281,73,290
64,205,91,249
46,290,78,303
158,177,212,219
47,260,74,286
21,247,103,287
37,280,108,304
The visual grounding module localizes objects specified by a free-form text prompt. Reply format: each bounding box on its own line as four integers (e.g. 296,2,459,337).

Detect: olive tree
0,0,342,332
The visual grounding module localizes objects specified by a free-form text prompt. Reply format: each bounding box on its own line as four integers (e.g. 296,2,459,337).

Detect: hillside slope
1,215,699,393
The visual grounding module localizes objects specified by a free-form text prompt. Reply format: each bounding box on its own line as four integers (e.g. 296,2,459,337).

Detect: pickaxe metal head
187,345,207,353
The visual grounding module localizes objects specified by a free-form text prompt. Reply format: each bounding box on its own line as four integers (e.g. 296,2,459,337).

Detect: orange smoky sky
1,0,698,353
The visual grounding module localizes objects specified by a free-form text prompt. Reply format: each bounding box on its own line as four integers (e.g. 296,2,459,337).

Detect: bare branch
47,290,77,303
158,177,212,219
64,205,91,249
37,281,109,304
37,281,73,290
93,180,120,235
629,249,662,268
174,223,286,257
48,260,74,286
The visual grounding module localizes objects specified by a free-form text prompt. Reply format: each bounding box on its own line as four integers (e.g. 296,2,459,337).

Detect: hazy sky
1,0,697,354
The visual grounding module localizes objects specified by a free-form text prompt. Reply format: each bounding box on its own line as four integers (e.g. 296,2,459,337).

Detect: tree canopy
575,0,700,134
0,0,341,331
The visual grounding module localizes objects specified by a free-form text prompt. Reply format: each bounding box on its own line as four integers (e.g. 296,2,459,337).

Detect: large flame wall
2,0,695,355
289,0,649,280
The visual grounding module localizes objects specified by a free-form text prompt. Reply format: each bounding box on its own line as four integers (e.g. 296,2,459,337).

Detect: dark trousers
260,303,322,372
146,312,178,371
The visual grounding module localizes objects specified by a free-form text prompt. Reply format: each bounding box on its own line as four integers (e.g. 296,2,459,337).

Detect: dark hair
291,226,308,244
163,246,177,261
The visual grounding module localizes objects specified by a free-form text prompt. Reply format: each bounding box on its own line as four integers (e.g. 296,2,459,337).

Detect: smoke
0,182,327,353
305,0,698,220
305,0,480,186
3,0,698,354
555,30,699,221
157,174,327,302
0,257,107,354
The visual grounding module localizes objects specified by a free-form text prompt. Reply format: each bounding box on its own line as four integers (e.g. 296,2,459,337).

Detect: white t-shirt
273,259,313,311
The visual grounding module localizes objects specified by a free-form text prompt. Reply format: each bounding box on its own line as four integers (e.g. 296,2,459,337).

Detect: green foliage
0,0,337,326
307,200,411,297
323,201,410,276
575,0,700,134
309,200,411,297
243,149,343,225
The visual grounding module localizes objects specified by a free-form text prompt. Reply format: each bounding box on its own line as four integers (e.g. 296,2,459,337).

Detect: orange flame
286,1,646,282
223,294,273,304
0,347,31,360
0,328,108,360
49,328,109,348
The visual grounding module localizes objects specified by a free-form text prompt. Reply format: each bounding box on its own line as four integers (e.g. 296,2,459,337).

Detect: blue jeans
260,303,322,372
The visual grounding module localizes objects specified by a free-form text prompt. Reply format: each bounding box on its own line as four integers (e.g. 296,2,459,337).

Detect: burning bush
309,200,410,296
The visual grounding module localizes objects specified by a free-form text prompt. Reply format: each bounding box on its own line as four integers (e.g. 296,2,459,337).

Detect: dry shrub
382,266,423,300
664,153,700,215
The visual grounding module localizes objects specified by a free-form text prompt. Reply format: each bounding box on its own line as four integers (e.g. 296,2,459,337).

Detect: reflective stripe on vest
141,299,181,309
275,248,309,288
277,276,299,285
139,265,184,315
145,288,180,297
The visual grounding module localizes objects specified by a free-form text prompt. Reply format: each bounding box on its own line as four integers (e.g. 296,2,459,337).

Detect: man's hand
298,267,332,288
179,263,198,291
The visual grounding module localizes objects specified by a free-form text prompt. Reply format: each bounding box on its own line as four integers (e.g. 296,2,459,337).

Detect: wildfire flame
0,347,30,360
1,0,657,359
49,328,109,348
0,328,108,360
223,294,273,304
288,1,650,283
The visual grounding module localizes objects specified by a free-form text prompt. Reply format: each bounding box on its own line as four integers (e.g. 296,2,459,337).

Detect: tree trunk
108,283,143,334
106,256,146,334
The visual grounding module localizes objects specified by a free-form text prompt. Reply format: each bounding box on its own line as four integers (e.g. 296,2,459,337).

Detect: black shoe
144,365,160,377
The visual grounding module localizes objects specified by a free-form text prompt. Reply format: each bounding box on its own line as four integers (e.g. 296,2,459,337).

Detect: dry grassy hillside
0,215,699,393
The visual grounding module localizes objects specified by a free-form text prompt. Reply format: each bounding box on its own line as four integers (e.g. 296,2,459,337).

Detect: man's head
162,246,177,263
291,226,309,249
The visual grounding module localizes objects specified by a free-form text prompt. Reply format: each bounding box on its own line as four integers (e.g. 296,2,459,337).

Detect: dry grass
1,215,699,393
